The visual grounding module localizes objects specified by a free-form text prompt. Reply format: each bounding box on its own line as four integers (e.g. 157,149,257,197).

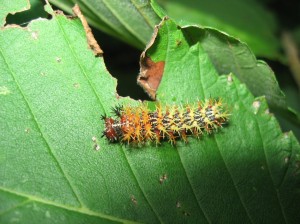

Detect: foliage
1,0,300,223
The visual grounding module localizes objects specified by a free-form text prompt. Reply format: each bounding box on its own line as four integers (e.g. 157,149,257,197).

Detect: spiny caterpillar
101,99,229,145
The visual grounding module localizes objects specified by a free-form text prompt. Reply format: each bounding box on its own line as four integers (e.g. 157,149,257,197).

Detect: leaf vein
130,0,156,29
76,0,127,40
213,137,254,224
101,0,145,46
119,146,163,223
197,47,253,222
231,78,286,223
251,111,288,223
0,45,83,208
0,199,30,216
176,147,211,223
0,187,138,224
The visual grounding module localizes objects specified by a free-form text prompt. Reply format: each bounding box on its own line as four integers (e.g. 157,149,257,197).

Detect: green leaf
150,1,286,112
157,0,280,59
1,3,300,224
48,0,290,115
0,0,30,26
139,18,300,223
49,0,161,49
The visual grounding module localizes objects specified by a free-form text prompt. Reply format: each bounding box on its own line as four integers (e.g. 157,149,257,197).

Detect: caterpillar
101,99,229,145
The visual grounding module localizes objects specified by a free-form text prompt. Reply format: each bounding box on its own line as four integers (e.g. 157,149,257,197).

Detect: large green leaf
157,0,280,59
1,2,300,224
137,19,299,222
150,1,287,113
48,0,300,126
49,0,161,49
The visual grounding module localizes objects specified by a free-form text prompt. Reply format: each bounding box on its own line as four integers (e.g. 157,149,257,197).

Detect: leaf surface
49,0,161,49
150,1,286,113
1,2,300,224
136,18,300,223
48,0,291,115
158,0,280,59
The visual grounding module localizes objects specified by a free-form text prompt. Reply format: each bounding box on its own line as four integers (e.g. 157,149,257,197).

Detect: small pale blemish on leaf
33,203,39,211
31,31,38,40
176,201,190,216
56,57,62,63
92,136,100,150
40,72,46,76
252,100,261,114
73,83,80,89
284,157,290,164
130,195,137,205
45,210,51,218
25,128,30,133
261,165,265,170
182,211,191,216
92,136,97,142
94,144,100,151
0,86,11,95
265,109,270,114
283,132,290,139
159,174,168,184
227,74,233,83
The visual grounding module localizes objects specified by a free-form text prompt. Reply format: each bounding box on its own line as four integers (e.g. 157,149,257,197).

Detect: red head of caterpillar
101,99,230,145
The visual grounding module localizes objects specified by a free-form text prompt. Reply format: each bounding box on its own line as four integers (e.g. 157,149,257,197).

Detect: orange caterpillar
101,99,229,145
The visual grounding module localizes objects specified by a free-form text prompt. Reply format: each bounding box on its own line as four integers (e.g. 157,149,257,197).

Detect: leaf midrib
101,0,145,46
0,186,139,224
226,38,288,222
230,78,288,223
0,44,83,206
